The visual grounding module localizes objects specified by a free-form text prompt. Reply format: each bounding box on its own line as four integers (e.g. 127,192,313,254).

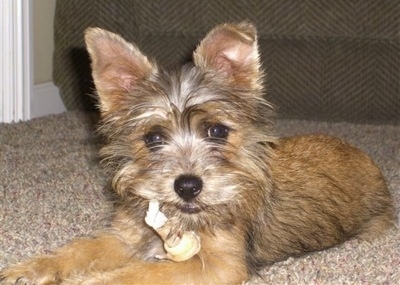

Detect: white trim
0,0,32,123
31,82,66,119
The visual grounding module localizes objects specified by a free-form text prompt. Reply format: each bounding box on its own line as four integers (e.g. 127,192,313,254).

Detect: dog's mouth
178,203,202,214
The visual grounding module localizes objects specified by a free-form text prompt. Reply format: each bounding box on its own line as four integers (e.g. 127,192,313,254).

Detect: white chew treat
145,200,168,229
145,200,201,262
164,231,201,262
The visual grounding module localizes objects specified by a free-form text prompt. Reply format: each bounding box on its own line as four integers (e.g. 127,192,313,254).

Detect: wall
33,0,56,84
31,0,66,118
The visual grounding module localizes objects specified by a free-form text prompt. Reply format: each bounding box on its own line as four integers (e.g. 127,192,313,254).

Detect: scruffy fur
0,22,394,285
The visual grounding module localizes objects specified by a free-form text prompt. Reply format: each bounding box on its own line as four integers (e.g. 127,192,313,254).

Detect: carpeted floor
0,112,399,284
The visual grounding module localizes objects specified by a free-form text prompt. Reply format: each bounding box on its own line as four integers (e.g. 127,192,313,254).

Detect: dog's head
85,22,275,230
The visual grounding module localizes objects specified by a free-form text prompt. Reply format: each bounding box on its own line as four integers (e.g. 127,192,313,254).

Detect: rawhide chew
145,200,201,262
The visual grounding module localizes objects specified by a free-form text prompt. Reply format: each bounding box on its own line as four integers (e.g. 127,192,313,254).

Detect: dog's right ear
85,28,157,113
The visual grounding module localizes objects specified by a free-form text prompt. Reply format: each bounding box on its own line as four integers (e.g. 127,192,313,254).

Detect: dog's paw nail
0,275,28,285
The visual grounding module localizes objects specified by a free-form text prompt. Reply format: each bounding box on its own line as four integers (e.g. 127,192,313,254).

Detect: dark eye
207,124,229,140
144,132,165,150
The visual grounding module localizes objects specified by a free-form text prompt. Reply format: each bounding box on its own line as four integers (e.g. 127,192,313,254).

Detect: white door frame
0,0,32,123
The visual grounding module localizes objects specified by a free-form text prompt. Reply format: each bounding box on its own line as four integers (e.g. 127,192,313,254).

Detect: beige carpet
1,112,399,284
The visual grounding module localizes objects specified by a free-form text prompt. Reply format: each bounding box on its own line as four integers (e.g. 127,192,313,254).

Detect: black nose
174,175,203,201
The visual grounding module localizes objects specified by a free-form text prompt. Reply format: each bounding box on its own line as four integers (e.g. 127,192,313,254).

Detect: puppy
0,22,394,285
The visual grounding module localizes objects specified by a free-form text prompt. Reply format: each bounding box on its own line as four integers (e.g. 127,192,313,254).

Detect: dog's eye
144,132,165,150
207,124,229,140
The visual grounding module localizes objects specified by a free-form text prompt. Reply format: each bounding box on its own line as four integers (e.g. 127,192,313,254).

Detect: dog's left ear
193,22,262,88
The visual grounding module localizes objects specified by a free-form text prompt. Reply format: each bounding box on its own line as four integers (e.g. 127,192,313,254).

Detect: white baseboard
31,82,67,119
0,0,32,123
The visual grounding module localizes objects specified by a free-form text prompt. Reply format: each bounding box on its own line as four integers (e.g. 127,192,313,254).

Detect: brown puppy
0,22,394,285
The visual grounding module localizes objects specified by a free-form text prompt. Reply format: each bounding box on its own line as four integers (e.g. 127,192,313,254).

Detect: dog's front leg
0,234,133,285
66,256,247,285
64,229,249,285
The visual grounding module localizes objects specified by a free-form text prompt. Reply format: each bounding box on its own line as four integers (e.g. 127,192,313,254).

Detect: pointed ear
85,28,157,113
193,22,262,88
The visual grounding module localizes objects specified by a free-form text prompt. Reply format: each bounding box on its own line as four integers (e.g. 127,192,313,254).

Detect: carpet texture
0,112,399,284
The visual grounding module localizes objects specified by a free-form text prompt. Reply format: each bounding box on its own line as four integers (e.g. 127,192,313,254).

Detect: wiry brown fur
0,22,395,285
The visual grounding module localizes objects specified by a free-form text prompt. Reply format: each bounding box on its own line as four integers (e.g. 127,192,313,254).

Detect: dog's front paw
0,258,60,285
0,274,44,285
